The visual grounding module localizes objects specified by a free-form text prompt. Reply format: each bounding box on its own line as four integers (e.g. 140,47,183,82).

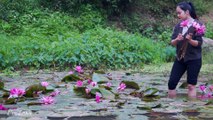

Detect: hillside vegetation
0,0,213,71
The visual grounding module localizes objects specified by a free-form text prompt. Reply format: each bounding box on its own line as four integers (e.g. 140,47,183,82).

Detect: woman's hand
186,33,193,41
187,33,199,46
171,33,183,46
176,33,184,41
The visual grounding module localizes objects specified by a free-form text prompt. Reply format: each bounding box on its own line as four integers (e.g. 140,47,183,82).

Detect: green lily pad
122,81,140,90
99,88,115,100
93,70,105,74
27,102,42,106
46,85,55,92
5,98,16,104
73,86,87,96
205,100,213,105
137,106,152,110
2,92,10,98
115,100,127,108
25,84,46,97
61,74,81,82
55,84,67,88
143,88,159,97
0,81,4,90
114,93,120,99
142,96,160,102
137,103,162,110
130,91,143,98
97,81,108,84
99,85,112,91
17,97,26,102
92,73,109,83
125,73,131,76
90,88,100,95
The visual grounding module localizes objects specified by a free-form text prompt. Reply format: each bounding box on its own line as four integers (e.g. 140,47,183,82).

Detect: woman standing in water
168,1,205,98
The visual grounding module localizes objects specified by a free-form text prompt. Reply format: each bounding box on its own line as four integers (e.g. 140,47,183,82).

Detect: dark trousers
168,58,202,90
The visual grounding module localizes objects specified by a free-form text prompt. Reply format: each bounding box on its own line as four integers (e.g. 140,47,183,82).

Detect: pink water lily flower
76,80,83,87
106,82,112,87
192,22,200,29
68,71,74,75
95,92,102,103
50,89,60,97
91,82,97,87
117,83,126,91
197,95,210,100
207,93,212,98
209,85,213,91
196,25,206,35
85,88,91,94
75,66,83,73
9,88,25,98
40,96,54,105
87,79,92,84
41,82,49,87
34,91,43,96
193,22,206,35
0,104,8,110
180,20,189,27
199,85,206,92
9,88,19,98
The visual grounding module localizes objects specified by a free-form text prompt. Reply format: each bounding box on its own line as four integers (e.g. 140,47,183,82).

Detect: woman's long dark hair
177,1,198,19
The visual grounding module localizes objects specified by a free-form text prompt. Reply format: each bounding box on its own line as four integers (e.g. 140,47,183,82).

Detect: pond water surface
0,70,213,120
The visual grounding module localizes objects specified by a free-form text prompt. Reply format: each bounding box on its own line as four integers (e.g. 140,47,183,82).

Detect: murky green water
0,70,213,120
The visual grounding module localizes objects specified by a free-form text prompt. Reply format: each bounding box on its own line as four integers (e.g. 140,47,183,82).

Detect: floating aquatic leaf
137,103,162,111
55,84,67,88
2,92,10,98
142,96,160,102
0,81,4,90
114,93,120,99
27,102,42,106
99,85,112,91
130,91,143,98
5,98,16,104
122,81,140,90
69,115,117,120
199,113,213,119
61,74,81,82
115,100,127,108
99,88,115,100
125,73,131,76
205,100,213,105
183,109,199,114
90,108,108,112
93,70,105,74
137,106,152,110
73,86,87,96
143,88,159,97
159,106,183,113
90,88,100,96
17,97,26,102
45,85,55,92
92,73,109,83
47,116,68,120
25,84,46,97
97,81,108,84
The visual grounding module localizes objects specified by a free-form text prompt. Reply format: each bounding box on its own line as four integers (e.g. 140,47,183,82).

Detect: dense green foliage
0,0,213,70
0,26,171,70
